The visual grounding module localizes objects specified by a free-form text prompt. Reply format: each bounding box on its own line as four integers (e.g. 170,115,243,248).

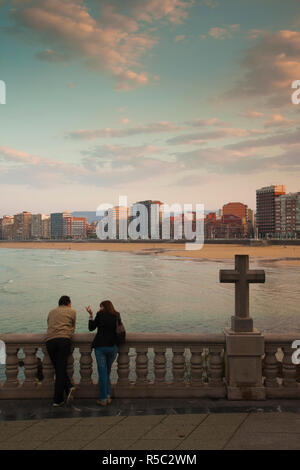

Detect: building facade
275,192,300,238
256,185,286,238
50,212,71,239
13,212,32,240
63,216,87,239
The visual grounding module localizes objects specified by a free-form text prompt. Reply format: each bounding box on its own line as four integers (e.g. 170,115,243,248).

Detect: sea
0,247,300,335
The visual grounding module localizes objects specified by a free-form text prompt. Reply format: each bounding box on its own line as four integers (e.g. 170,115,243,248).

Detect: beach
0,241,300,266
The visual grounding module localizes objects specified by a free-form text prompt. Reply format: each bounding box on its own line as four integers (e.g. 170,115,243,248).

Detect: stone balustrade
1,332,300,400
0,333,226,399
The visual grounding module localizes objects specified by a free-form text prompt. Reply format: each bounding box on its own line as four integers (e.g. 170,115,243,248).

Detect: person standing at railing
45,295,76,407
86,300,123,406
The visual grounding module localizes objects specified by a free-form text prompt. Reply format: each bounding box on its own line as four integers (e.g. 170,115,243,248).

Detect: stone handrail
0,332,226,399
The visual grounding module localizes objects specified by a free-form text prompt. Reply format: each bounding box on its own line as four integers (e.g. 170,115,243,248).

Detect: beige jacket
45,306,76,342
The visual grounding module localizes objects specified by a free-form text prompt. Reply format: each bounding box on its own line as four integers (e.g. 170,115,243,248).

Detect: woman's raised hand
85,306,93,316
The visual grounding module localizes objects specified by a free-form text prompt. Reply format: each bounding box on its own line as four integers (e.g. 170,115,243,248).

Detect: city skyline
0,0,299,214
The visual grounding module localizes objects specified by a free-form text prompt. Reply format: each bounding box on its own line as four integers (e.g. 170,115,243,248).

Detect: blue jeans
94,345,118,401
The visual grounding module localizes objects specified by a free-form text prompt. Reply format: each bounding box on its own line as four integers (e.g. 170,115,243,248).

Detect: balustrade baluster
3,345,19,389
282,346,297,388
117,346,130,385
208,347,224,385
22,346,38,389
79,346,93,386
135,347,148,384
154,347,167,384
263,345,279,387
172,347,185,385
190,347,204,385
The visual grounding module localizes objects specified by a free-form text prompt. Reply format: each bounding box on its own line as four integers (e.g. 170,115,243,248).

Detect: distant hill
72,211,104,223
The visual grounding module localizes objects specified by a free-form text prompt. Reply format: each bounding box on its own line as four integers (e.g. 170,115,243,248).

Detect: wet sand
1,241,300,266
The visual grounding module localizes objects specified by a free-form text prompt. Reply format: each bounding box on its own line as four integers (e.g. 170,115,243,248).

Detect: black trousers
46,338,72,403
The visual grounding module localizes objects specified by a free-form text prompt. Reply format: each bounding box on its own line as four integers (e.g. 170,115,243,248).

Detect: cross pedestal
220,255,266,400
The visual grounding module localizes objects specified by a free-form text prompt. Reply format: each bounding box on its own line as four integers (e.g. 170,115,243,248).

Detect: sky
0,0,299,216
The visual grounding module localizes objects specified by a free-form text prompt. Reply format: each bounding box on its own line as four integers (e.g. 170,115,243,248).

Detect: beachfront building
256,185,286,238
42,216,51,239
275,192,300,238
63,216,87,239
205,212,243,239
222,202,254,237
13,211,32,240
50,212,71,239
130,200,164,239
31,214,50,239
0,215,14,240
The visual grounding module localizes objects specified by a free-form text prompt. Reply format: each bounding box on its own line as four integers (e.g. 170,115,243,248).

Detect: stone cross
219,254,265,332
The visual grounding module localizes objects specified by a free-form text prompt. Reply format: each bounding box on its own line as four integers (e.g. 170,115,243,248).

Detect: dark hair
59,295,71,306
100,300,117,316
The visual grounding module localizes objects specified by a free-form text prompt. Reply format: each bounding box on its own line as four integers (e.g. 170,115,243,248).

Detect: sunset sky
0,0,299,216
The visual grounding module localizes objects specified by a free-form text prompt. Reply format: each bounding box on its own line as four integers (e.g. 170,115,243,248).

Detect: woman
86,300,120,406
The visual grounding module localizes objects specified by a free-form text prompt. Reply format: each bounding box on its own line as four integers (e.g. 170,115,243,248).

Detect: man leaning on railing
45,295,76,407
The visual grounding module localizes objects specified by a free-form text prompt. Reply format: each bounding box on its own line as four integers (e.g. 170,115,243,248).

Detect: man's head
58,295,71,307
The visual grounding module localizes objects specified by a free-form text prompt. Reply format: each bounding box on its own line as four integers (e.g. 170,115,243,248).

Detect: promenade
1,398,300,450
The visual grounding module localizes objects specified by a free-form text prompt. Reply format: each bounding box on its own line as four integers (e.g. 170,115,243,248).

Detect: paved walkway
1,399,300,450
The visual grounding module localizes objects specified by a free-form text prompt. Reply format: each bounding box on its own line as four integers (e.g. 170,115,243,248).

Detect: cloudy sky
0,0,299,216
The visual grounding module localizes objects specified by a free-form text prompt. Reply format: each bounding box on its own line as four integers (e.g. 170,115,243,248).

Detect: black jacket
89,311,120,348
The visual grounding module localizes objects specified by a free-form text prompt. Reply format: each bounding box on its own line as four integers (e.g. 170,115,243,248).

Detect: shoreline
1,241,300,266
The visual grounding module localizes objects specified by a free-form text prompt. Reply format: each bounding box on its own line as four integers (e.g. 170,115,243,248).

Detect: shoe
107,396,112,404
96,399,107,406
66,386,76,404
52,401,65,407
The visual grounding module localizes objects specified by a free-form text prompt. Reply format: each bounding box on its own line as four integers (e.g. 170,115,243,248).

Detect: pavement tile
40,418,83,425
35,440,91,450
162,414,208,426
120,415,166,426
52,425,110,441
142,423,197,440
4,426,60,442
82,439,136,450
238,412,300,434
0,440,44,450
202,413,247,426
176,439,225,450
75,416,125,427
224,432,300,450
183,423,239,448
128,439,182,450
98,421,162,440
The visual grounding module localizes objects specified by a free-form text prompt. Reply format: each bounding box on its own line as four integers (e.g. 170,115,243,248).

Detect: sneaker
96,399,107,406
52,401,65,407
66,386,75,404
107,396,112,404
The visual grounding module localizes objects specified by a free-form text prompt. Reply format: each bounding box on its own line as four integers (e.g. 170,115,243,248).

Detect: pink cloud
263,113,296,128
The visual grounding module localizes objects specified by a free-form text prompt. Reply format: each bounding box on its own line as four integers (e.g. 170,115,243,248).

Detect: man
45,295,76,406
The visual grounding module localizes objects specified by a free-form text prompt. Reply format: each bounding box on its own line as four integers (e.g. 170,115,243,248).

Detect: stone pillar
224,328,265,400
